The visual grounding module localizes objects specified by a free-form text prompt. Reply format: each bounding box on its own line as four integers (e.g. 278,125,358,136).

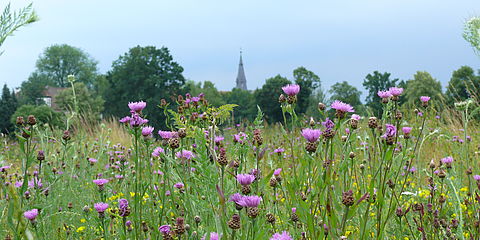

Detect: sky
0,0,479,98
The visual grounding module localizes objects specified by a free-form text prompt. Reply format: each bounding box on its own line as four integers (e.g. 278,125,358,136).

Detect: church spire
235,50,247,90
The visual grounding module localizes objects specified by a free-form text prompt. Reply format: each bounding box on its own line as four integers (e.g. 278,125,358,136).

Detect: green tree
0,3,37,54
225,88,256,122
55,82,105,117
0,84,17,133
31,44,99,87
403,71,443,106
329,81,364,114
104,45,186,129
185,80,225,107
255,75,291,123
293,67,322,114
445,66,480,103
363,71,400,116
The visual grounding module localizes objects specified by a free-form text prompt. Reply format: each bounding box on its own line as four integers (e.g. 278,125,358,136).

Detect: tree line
1,43,479,134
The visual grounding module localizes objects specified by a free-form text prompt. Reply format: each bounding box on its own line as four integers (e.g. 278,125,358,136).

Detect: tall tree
363,71,400,116
445,66,480,103
225,88,256,122
293,67,322,114
0,84,18,133
32,44,99,87
404,71,443,106
329,81,364,114
0,3,37,54
104,45,186,129
254,75,291,123
55,82,105,116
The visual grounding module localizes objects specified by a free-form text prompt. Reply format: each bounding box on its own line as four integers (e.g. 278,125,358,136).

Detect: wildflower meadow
1,83,480,240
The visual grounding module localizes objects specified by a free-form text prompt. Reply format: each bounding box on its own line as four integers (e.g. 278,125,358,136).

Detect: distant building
39,86,66,110
235,51,247,90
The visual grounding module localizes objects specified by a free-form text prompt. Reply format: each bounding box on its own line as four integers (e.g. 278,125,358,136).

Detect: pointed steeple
235,50,247,90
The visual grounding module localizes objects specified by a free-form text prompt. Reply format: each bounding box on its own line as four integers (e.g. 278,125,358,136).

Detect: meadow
0,85,479,240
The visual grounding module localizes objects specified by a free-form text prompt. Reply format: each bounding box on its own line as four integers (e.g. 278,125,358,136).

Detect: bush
10,105,64,128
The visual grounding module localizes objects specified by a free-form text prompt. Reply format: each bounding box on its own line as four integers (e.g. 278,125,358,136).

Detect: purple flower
473,175,480,181
402,127,412,134
377,90,392,99
158,131,177,139
152,147,165,157
270,231,293,240
441,156,453,164
94,202,109,213
128,114,149,127
384,124,397,137
24,209,39,221
233,132,248,144
301,128,322,143
93,179,109,186
322,118,335,129
292,208,296,213
238,195,262,207
88,158,98,164
435,115,440,119
388,87,404,96
236,174,255,185
0,165,11,172
420,96,430,103
274,168,282,176
128,101,146,112
351,114,361,121
158,225,171,234
282,84,300,96
119,116,131,123
229,193,243,204
273,148,284,154
174,182,184,189
418,112,423,117
175,150,195,160
142,126,154,137
214,136,225,143
331,100,354,115
209,232,220,240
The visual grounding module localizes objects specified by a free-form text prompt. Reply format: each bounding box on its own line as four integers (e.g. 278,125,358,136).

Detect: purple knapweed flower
420,96,430,103
322,118,335,129
24,209,39,221
331,100,354,113
441,156,453,164
270,231,293,240
229,193,243,204
142,126,154,137
94,202,109,213
473,175,480,181
388,87,403,96
238,195,262,207
174,182,184,189
384,124,397,137
209,232,220,240
158,130,177,139
236,174,255,185
152,147,165,157
88,158,98,164
301,128,322,143
128,101,146,113
159,225,171,234
233,132,248,144
93,179,109,186
214,136,225,143
273,148,284,154
274,168,282,176
377,90,392,99
402,127,412,135
282,84,300,96
351,114,361,121
175,150,195,160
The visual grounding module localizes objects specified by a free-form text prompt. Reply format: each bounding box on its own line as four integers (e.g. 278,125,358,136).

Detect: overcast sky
0,0,479,97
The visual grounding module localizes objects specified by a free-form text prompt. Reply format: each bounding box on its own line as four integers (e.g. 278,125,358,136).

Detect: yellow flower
80,218,86,223
170,212,175,217
451,213,456,218
130,192,135,197
76,226,85,233
460,187,468,192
